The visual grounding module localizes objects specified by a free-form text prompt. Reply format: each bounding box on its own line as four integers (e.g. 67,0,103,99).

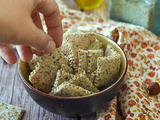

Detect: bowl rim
18,32,128,100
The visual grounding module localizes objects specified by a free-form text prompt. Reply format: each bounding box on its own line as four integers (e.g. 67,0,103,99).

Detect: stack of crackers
28,27,121,97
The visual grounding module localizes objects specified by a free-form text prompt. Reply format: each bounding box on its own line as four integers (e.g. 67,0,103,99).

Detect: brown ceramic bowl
18,33,127,117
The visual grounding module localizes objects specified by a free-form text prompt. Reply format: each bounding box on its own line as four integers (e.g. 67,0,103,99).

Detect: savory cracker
87,39,103,50
58,28,83,58
94,54,121,87
61,64,74,74
50,82,94,97
78,49,88,73
54,69,73,88
0,101,25,120
88,70,97,84
105,44,119,56
28,54,40,71
29,49,69,93
87,49,104,74
58,35,70,57
67,32,96,72
69,71,99,92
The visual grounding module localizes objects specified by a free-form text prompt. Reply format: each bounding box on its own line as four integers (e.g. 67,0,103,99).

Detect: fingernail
44,41,56,53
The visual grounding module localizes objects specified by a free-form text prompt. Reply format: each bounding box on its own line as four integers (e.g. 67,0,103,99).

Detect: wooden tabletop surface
0,1,108,120
1,0,159,120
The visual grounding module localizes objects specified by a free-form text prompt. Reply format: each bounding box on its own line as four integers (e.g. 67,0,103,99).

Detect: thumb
21,21,56,53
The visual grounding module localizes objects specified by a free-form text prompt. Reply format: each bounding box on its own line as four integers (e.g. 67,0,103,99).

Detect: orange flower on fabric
129,100,136,106
128,60,133,66
133,30,138,35
148,54,154,59
133,81,140,87
141,42,147,48
131,53,137,58
138,114,146,120
99,18,104,23
149,71,155,77
155,103,160,108
119,44,125,50
138,93,143,98
154,46,160,50
145,79,152,84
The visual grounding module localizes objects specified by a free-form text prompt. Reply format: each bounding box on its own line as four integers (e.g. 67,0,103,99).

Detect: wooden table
0,0,108,120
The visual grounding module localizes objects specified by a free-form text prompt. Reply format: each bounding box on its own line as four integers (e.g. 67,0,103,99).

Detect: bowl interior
19,33,127,98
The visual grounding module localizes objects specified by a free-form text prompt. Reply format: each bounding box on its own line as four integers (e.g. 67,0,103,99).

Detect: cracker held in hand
50,82,94,97
29,49,69,93
94,54,121,87
67,32,96,72
0,101,25,120
69,72,99,92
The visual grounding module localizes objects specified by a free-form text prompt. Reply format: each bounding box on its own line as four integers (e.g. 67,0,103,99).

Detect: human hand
0,0,62,64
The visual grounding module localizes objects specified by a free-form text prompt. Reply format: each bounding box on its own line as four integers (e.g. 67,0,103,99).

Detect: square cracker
78,49,88,73
54,69,74,88
88,70,97,84
59,27,83,57
50,82,94,97
29,49,69,93
78,49,104,75
105,44,119,57
61,64,74,74
67,32,96,72
58,35,70,57
87,39,103,50
0,101,25,120
94,54,121,87
27,54,40,71
69,71,99,92
87,49,104,74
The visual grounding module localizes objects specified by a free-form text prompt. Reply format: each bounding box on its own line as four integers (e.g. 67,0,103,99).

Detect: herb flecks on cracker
54,69,73,88
87,39,104,50
69,72,99,92
61,64,74,74
78,49,104,75
67,32,96,72
50,82,95,97
28,54,40,71
0,101,25,120
29,49,69,93
87,49,104,74
94,55,121,87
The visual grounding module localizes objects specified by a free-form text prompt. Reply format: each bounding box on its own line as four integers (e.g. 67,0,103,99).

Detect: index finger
36,0,63,48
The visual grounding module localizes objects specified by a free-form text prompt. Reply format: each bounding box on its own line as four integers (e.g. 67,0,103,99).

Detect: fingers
31,10,43,30
16,45,33,62
36,0,63,48
0,45,17,64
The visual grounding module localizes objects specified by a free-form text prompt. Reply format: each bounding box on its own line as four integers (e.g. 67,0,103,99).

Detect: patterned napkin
42,0,160,119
